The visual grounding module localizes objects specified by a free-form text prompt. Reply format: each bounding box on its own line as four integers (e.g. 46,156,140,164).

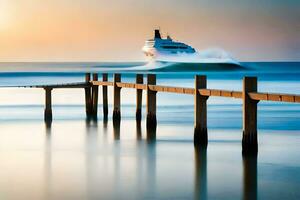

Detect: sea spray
154,48,239,64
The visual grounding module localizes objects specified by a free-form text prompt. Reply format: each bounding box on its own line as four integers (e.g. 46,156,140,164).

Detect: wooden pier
17,73,300,154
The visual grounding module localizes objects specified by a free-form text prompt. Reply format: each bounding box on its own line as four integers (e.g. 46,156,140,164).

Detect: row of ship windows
162,46,188,49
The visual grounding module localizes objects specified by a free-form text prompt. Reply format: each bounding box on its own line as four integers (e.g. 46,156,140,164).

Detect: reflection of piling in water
136,121,142,140
113,134,122,199
194,145,207,200
85,117,99,200
243,154,257,200
85,118,92,129
113,120,121,140
135,125,144,199
44,125,52,200
45,120,52,130
103,117,108,130
146,126,156,141
86,117,98,130
146,136,157,198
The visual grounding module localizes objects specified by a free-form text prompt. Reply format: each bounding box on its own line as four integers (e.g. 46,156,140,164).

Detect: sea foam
154,48,239,64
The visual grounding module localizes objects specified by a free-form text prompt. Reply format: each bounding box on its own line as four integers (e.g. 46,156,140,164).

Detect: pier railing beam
194,75,208,147
136,74,143,122
146,74,157,132
102,73,108,120
242,77,258,155
113,74,121,122
92,73,99,120
44,87,53,124
85,73,92,118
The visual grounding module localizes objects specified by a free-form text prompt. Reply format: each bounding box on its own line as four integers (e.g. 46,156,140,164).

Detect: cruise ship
142,29,196,58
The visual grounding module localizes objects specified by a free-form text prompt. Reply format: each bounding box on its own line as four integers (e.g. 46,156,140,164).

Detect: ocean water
0,62,299,200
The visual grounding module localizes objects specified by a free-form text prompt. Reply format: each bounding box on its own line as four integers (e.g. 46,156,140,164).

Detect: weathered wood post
136,74,143,122
194,75,208,146
113,74,121,122
91,73,99,119
44,87,53,123
85,73,92,118
146,74,157,131
242,77,258,155
102,73,108,120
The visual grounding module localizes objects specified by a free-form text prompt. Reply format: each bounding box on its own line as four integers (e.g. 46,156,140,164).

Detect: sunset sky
0,0,299,61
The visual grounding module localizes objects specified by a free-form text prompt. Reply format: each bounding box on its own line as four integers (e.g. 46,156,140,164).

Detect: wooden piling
44,87,53,123
146,74,157,130
242,77,258,155
194,75,208,146
91,73,99,119
102,73,108,120
85,73,92,118
113,74,121,122
136,74,143,122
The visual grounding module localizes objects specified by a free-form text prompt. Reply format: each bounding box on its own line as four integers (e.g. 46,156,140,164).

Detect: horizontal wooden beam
90,81,300,103
136,83,147,90
25,82,90,89
91,81,113,86
90,81,244,98
15,79,300,104
116,82,138,89
248,92,300,103
199,89,242,99
149,85,194,94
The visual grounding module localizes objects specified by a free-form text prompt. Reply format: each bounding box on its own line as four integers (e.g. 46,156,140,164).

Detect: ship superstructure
142,29,196,58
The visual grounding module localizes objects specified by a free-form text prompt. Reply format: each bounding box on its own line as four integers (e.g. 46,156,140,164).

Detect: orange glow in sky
0,0,12,29
0,0,299,61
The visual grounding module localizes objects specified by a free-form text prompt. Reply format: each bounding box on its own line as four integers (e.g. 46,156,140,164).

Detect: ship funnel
154,29,162,39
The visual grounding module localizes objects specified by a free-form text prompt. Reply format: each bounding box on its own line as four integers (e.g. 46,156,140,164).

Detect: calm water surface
0,62,299,200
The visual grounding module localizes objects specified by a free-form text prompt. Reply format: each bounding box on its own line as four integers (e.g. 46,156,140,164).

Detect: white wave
130,60,174,70
82,48,239,72
154,48,240,65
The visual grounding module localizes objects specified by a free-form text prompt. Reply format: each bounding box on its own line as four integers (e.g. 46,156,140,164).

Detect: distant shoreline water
0,61,299,72
0,61,298,131
0,62,299,199
0,61,299,128
0,61,298,80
